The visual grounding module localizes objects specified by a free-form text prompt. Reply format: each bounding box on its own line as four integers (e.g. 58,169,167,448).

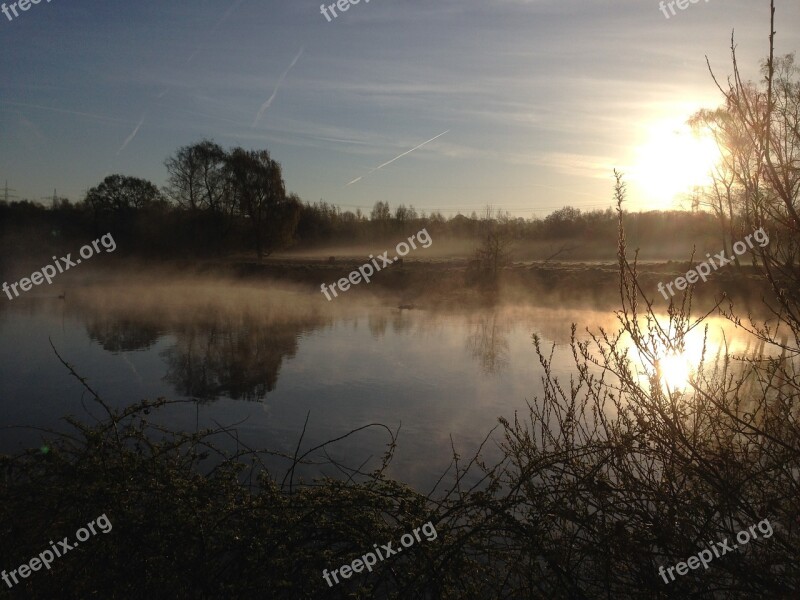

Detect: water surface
0,277,762,489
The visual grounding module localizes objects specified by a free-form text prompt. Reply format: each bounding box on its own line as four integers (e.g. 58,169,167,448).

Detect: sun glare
657,351,693,392
631,329,715,394
631,120,720,210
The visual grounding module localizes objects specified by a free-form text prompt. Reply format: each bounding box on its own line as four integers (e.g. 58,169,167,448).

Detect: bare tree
165,140,236,252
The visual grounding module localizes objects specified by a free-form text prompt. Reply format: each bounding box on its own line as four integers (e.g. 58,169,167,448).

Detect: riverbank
212,256,771,312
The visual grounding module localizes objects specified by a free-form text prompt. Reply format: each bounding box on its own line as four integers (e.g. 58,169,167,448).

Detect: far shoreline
1,255,773,316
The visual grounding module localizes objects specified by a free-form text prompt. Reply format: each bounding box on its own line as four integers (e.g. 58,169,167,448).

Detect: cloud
511,151,617,180
0,100,131,125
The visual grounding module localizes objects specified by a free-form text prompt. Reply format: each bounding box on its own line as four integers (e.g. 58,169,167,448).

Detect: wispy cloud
0,100,131,125
14,113,48,151
252,47,304,127
117,115,145,155
514,151,617,180
346,130,450,186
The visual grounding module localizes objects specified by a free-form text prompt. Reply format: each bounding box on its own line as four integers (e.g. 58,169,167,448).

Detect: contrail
117,115,145,155
188,0,246,63
218,0,246,27
252,47,304,127
121,353,143,384
346,130,450,186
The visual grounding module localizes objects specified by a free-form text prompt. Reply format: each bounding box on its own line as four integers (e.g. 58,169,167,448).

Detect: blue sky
1,0,798,216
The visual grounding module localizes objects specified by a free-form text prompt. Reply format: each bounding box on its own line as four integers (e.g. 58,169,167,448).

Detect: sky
0,0,798,217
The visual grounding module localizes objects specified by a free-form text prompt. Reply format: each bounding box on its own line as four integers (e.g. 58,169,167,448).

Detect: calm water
0,277,761,489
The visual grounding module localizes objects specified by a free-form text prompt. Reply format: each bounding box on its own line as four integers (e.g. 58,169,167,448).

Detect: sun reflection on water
657,350,694,392
629,321,744,394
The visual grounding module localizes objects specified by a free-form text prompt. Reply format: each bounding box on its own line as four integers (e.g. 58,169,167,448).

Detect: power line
2,180,17,203
40,189,59,208
328,202,614,214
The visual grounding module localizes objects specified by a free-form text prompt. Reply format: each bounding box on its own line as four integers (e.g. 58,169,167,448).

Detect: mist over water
0,272,762,489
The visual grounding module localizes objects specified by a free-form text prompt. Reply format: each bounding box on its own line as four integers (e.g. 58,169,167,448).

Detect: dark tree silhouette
84,174,166,236
226,148,299,260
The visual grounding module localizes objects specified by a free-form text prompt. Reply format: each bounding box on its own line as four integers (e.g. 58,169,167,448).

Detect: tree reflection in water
162,312,324,402
73,283,329,403
466,311,510,375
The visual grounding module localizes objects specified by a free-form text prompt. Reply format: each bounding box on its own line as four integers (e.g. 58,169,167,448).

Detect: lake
0,275,763,490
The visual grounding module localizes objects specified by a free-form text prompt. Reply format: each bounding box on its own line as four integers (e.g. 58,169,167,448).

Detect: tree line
0,145,728,261
2,45,798,267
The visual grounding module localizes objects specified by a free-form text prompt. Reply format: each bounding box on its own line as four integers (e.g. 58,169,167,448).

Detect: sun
630,119,720,210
